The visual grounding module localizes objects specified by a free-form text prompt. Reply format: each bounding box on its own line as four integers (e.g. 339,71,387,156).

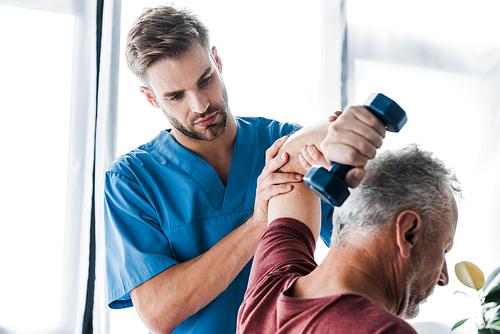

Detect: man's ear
395,210,422,259
212,46,222,73
140,86,160,108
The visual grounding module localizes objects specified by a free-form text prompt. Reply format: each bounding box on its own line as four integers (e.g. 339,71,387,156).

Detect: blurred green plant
452,261,500,333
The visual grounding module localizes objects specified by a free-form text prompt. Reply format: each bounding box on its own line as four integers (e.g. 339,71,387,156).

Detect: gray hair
332,144,461,247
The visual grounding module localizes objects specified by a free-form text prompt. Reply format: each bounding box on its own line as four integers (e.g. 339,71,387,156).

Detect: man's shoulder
247,218,316,298
265,218,315,247
331,295,418,334
261,218,316,258
274,294,416,334
238,219,311,334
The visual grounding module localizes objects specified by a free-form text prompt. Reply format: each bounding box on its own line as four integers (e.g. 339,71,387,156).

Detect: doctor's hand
298,111,342,172
251,136,303,227
299,145,331,171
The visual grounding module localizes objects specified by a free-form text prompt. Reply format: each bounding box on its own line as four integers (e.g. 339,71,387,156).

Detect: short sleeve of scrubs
104,167,179,309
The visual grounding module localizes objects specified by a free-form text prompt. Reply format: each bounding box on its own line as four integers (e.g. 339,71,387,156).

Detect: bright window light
347,0,499,48
347,1,499,333
0,5,73,333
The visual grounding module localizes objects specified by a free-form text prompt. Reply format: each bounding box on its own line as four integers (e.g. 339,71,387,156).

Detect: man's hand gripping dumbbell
303,94,407,206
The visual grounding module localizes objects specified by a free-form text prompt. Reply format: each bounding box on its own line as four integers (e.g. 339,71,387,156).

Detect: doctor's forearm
130,218,265,334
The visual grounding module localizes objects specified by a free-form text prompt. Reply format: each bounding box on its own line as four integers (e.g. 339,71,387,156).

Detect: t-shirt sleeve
247,217,316,290
104,170,178,309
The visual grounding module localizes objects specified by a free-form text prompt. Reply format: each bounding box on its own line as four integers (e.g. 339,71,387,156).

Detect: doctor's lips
195,112,218,127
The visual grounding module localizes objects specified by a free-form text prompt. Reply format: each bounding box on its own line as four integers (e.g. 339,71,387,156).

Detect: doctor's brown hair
125,5,211,85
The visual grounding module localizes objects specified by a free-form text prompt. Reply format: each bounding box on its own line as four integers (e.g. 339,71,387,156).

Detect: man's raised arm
270,106,387,239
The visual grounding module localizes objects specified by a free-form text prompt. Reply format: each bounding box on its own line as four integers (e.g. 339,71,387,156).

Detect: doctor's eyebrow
163,89,184,99
162,67,213,99
196,67,213,86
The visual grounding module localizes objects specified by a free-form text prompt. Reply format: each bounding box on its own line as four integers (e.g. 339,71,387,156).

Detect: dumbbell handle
328,163,352,180
326,100,406,178
303,93,407,206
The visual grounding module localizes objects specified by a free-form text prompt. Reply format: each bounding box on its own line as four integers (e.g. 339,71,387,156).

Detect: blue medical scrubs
104,116,333,333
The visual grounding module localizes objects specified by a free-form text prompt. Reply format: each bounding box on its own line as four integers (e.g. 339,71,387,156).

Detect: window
0,1,99,332
347,1,500,332
0,5,74,333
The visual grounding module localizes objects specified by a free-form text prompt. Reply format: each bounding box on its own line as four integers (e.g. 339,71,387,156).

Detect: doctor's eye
168,93,184,101
200,75,212,87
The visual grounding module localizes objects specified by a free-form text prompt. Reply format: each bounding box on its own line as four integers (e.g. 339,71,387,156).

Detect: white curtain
68,1,99,332
321,0,346,114
94,0,122,333
0,0,99,333
345,1,500,333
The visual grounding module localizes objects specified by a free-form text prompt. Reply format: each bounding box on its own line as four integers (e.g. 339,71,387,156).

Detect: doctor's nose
189,91,209,113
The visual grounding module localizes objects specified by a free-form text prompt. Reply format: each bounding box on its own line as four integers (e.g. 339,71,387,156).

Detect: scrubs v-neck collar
155,118,254,213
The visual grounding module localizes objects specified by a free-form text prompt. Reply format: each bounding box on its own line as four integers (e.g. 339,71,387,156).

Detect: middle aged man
237,141,461,334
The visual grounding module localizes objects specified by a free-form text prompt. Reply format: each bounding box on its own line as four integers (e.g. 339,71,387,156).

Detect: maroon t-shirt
237,218,418,334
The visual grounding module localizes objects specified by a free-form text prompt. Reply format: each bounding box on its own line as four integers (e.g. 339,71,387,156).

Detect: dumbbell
303,93,407,206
